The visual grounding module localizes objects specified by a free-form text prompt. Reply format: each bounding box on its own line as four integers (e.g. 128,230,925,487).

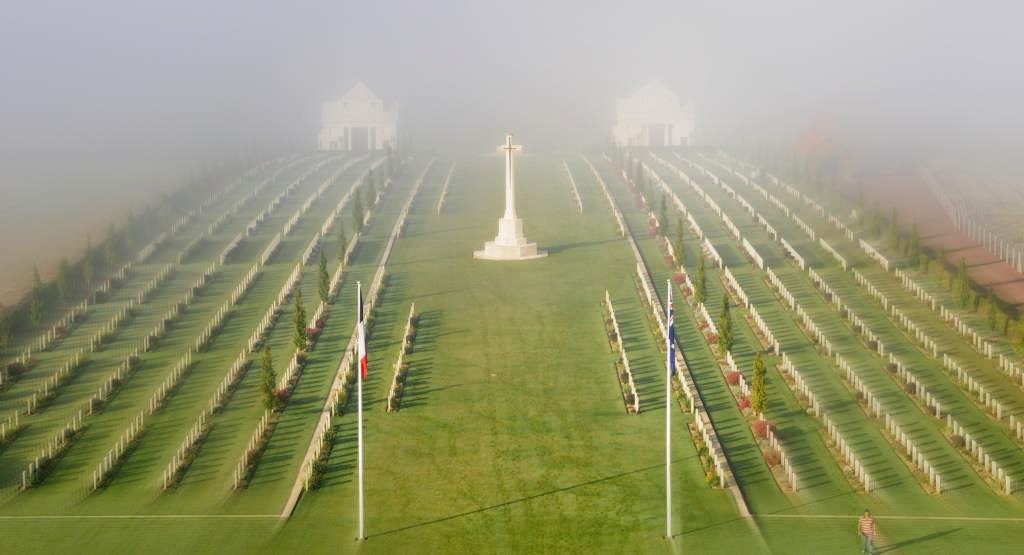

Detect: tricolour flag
667,285,676,376
357,283,368,379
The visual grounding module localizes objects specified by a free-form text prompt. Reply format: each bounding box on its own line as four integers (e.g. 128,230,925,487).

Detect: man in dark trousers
858,509,877,554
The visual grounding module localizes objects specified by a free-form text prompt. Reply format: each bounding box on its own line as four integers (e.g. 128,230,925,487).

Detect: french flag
358,282,368,379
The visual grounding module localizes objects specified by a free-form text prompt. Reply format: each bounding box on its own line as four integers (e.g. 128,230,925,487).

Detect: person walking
858,509,877,554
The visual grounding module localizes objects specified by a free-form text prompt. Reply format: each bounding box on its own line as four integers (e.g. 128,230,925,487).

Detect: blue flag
667,284,676,377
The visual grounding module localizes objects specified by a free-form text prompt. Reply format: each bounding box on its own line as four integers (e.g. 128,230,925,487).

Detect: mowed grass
2,151,1024,554
277,154,759,553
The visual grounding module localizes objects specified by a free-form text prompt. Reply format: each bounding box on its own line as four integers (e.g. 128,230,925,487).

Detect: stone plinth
474,217,547,261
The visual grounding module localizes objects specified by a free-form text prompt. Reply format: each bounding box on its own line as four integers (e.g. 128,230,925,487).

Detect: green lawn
1,150,1023,554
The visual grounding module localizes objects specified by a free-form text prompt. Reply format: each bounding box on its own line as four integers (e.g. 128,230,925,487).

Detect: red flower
726,371,741,385
753,420,774,439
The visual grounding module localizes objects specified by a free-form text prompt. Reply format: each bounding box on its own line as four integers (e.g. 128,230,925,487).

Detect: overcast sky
1,0,1022,295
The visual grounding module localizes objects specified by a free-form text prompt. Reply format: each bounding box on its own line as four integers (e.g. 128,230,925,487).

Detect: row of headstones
754,159,1024,384
91,412,145,492
196,158,298,256
941,354,1008,421
774,158,1024,386
23,154,262,362
435,161,458,216
583,157,626,237
745,297,781,354
948,417,1017,494
193,263,259,352
895,268,940,311
889,304,940,357
0,410,19,442
233,157,330,257
29,339,137,491
743,238,765,270
562,161,584,214
232,411,271,489
765,267,797,310
859,238,895,272
648,255,731,490
25,348,88,417
25,254,216,479
758,213,780,242
640,158,782,470
320,159,383,237
279,158,352,242
765,425,800,491
819,238,850,271
162,408,209,490
234,182,368,486
29,296,90,355
604,292,640,414
713,285,800,492
14,262,133,369
999,354,1022,382
888,353,944,420
163,289,271,491
722,211,742,242
881,408,943,491
147,348,194,415
674,155,920,428
387,304,418,412
833,351,943,492
807,267,840,309
297,160,428,491
21,409,83,490
138,212,191,264
781,238,806,270
158,162,341,489
202,155,292,218
703,237,724,269
606,185,734,490
794,304,837,357
792,215,817,243
697,302,720,337
644,154,710,243
826,213,859,242
852,268,891,310
778,352,873,492
954,206,1024,273
724,351,752,399
270,165,389,395
722,267,750,308
176,162,285,265
937,304,1003,361
794,239,1024,487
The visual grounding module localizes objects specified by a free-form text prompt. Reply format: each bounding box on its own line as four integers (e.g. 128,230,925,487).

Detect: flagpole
665,279,672,540
357,281,365,541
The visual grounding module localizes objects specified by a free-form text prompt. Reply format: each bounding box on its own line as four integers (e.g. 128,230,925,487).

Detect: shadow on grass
878,526,961,553
368,460,690,539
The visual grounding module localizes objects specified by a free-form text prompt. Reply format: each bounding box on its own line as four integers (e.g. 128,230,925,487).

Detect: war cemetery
1,78,1024,554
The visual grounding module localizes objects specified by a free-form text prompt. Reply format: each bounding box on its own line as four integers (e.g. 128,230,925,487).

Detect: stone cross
499,134,522,220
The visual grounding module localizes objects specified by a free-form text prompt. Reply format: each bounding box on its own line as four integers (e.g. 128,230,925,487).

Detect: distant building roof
613,81,695,146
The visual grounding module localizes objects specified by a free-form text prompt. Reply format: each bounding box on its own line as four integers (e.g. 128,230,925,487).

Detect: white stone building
318,82,398,151
612,81,695,147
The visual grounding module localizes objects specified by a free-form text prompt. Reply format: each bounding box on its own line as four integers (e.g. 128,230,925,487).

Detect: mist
1,0,1022,300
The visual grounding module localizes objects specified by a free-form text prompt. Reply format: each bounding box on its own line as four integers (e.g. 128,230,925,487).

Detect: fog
1,0,1022,300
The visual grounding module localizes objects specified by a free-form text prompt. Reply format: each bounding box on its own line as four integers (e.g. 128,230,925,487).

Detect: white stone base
473,217,547,261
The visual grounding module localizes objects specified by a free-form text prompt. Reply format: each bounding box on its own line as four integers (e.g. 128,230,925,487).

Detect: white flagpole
665,279,672,539
357,281,365,541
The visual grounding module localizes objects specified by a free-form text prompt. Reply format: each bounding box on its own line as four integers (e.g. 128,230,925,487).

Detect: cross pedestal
474,133,547,261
